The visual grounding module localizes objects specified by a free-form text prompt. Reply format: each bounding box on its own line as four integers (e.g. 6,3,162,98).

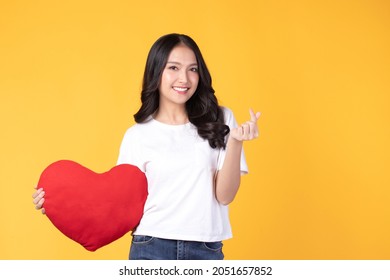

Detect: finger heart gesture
230,108,261,141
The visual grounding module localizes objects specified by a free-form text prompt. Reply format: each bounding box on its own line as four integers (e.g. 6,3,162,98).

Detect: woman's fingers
33,190,45,205
243,121,258,140
232,121,258,141
249,108,261,122
35,198,45,209
32,187,46,214
242,123,250,139
32,187,42,199
32,187,46,213
230,108,261,141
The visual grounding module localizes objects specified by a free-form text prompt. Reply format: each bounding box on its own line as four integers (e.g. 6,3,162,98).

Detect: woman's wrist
228,135,243,146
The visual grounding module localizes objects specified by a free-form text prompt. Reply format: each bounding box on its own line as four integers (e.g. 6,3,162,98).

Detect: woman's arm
215,109,261,205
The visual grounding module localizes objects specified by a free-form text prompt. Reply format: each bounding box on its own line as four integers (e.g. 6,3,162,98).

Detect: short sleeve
217,107,249,175
116,125,146,173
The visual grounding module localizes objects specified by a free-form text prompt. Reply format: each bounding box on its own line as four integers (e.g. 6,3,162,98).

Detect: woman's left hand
230,108,261,141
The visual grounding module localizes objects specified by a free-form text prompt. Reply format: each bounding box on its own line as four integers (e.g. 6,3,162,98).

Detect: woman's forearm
215,136,243,205
215,108,261,205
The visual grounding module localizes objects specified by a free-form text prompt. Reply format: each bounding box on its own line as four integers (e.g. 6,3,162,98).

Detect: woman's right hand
32,187,46,214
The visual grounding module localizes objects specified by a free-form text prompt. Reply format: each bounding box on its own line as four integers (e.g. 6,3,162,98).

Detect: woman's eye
190,67,198,72
168,66,178,70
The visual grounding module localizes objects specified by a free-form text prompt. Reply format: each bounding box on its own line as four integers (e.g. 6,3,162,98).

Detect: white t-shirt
117,107,248,242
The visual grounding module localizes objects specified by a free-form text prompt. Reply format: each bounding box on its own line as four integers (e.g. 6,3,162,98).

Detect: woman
33,33,260,260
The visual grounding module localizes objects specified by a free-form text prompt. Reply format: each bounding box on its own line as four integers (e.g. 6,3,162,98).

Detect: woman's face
158,44,199,108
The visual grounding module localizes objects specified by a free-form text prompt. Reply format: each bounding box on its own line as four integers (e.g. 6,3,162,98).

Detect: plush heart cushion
37,160,148,251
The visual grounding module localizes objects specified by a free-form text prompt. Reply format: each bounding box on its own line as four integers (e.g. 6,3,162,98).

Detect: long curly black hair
134,33,229,149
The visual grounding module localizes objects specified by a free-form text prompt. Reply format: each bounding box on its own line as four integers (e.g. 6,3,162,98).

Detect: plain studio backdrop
0,0,389,259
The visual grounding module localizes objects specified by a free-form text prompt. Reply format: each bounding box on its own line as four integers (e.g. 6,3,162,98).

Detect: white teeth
173,87,188,92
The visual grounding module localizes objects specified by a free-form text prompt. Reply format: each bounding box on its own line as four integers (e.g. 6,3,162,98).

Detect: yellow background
1,0,389,259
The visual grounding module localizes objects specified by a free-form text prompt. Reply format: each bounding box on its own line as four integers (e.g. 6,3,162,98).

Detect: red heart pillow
37,160,148,251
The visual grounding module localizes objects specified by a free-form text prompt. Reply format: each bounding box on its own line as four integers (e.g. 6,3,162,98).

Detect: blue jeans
129,235,224,260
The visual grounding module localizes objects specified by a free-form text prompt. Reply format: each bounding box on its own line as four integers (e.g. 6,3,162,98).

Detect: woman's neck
153,105,189,125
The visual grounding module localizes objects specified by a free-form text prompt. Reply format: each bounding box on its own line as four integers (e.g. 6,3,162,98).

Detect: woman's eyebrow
167,61,198,67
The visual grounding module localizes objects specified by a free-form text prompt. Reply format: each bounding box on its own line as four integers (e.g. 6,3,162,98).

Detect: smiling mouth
173,86,189,93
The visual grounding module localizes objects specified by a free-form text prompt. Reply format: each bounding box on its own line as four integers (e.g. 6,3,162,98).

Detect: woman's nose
178,69,188,83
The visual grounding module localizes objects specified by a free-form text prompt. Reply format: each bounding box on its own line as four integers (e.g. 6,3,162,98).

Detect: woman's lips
173,86,189,93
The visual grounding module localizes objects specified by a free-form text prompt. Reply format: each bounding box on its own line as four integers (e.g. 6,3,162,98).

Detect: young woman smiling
33,33,260,260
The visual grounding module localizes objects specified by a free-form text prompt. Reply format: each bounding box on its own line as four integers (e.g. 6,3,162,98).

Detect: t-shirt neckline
151,118,191,128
